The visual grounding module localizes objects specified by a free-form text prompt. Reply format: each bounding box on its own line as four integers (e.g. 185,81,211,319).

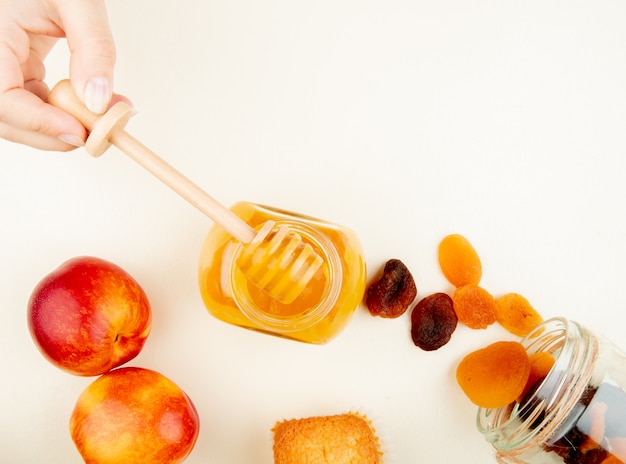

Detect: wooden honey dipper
48,80,323,304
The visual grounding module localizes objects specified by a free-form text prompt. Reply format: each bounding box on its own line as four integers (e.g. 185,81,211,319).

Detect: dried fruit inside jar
477,318,626,464
531,381,626,464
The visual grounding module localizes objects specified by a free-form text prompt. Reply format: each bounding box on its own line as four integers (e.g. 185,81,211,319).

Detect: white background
2,0,626,462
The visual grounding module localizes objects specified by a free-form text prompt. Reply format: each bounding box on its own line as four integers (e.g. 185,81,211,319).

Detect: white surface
2,1,626,462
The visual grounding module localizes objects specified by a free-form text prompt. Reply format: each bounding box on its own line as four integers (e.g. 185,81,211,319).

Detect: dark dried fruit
410,293,458,351
365,259,417,318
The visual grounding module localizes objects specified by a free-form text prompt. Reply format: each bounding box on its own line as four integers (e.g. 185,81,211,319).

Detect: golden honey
198,202,366,344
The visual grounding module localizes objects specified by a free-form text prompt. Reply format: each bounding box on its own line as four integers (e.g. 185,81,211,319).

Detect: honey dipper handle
111,131,256,242
48,80,256,244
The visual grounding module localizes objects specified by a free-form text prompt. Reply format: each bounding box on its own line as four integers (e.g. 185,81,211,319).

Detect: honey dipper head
236,222,325,305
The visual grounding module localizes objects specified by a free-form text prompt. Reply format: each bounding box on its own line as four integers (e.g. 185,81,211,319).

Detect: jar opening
229,221,342,333
477,317,597,458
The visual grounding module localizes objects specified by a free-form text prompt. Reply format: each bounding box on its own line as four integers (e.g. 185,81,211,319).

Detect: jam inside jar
198,202,366,344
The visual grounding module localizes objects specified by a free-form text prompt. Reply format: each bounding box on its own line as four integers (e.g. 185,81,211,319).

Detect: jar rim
477,317,597,456
229,220,342,333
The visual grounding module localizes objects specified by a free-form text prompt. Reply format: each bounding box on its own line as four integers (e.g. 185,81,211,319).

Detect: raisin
410,293,458,351
452,284,497,329
365,259,417,318
438,234,482,287
456,341,531,408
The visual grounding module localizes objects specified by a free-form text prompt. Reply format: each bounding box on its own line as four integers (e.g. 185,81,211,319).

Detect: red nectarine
27,256,152,376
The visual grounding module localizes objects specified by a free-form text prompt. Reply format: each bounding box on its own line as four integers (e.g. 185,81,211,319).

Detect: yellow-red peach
70,367,200,464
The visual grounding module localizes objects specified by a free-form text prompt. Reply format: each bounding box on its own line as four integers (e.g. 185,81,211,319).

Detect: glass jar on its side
478,317,626,464
198,202,367,344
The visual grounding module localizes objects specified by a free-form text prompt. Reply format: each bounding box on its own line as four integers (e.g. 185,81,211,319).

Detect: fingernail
58,134,85,147
84,77,111,114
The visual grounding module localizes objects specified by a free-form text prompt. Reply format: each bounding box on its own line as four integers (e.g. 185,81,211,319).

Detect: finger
1,85,132,152
23,79,50,101
56,0,116,114
0,89,133,152
0,121,80,152
0,86,86,138
0,90,86,149
24,34,57,81
0,16,53,88
110,93,134,108
0,44,86,145
0,24,27,92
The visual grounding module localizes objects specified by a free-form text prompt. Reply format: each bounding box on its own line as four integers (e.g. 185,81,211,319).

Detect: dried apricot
411,293,458,351
365,259,417,318
438,234,482,287
519,351,555,400
495,293,543,337
456,341,531,408
452,284,497,329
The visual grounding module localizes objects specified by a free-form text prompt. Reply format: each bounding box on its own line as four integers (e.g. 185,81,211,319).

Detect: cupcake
272,412,383,463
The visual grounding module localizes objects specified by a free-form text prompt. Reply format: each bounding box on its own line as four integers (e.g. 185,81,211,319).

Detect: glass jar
478,317,626,464
198,202,367,344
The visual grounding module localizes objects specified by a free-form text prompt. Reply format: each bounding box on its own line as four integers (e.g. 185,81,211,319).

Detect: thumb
57,0,116,114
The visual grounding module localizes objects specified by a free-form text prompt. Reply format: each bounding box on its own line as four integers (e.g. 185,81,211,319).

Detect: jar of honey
478,317,626,464
198,202,366,344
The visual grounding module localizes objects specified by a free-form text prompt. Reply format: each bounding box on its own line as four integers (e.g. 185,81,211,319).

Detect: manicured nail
84,77,111,114
58,134,85,147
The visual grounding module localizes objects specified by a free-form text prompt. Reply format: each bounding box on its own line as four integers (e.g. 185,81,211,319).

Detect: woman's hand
0,0,119,151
